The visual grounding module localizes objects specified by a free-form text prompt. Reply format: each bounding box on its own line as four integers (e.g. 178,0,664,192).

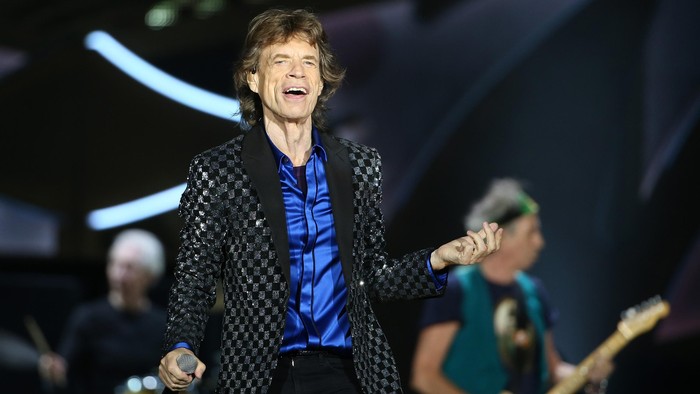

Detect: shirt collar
266,127,328,172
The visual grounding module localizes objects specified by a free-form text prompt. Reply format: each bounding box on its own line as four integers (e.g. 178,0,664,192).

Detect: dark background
1,0,698,392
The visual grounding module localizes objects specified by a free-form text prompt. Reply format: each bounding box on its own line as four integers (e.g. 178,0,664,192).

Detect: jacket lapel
241,126,291,285
321,133,355,284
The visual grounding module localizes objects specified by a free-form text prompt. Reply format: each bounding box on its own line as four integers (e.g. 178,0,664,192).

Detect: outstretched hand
430,222,502,271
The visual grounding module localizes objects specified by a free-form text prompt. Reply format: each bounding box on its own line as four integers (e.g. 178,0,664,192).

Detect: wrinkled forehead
259,35,320,61
262,32,316,50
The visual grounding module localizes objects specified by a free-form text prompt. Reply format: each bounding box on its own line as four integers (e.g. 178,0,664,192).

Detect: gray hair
108,229,165,279
464,178,538,232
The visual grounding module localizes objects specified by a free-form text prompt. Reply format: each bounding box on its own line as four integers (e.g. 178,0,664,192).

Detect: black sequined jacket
163,126,444,393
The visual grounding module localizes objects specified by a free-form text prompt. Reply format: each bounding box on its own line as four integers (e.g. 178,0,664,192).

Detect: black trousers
268,352,362,394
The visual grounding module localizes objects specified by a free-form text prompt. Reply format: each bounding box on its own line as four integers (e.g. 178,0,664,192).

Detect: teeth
285,87,307,94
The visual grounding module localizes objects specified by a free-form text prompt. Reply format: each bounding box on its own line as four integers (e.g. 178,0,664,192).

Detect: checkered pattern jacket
163,126,444,393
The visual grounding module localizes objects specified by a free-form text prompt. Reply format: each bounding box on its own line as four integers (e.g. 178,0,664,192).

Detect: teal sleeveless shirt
442,266,549,394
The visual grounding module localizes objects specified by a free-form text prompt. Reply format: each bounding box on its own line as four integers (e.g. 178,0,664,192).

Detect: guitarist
411,179,613,394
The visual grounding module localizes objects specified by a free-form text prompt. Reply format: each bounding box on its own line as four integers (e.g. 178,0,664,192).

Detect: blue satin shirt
268,129,352,356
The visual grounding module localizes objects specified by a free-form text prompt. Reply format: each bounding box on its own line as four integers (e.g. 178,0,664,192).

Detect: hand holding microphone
159,349,204,392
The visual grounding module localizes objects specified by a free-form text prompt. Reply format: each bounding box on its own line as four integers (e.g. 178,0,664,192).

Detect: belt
280,349,347,358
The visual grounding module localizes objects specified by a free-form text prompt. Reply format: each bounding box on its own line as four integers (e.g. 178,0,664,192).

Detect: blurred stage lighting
83,30,239,230
87,184,187,230
84,30,240,122
145,0,226,29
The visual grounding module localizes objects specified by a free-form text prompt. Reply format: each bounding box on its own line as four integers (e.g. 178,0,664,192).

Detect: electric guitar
546,296,670,394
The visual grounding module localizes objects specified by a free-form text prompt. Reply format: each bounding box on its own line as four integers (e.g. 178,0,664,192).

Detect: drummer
38,229,167,394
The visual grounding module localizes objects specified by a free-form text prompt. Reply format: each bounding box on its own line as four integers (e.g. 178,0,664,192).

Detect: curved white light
84,30,241,122
87,184,187,230
84,30,238,230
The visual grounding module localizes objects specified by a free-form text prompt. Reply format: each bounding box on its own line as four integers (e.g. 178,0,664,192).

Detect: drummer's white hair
108,229,165,279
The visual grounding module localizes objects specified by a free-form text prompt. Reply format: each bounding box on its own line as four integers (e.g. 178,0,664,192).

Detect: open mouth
284,87,307,96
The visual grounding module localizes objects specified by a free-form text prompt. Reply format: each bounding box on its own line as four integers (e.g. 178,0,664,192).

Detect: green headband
492,191,539,225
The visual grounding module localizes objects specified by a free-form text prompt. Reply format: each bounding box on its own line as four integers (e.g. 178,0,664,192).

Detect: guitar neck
547,330,628,394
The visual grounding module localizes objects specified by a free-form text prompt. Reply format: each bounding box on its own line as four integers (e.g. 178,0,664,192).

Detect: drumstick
24,315,52,354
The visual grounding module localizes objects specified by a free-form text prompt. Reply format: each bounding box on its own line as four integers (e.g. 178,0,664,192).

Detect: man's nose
288,60,305,77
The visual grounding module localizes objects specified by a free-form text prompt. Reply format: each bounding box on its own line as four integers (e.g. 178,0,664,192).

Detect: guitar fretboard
547,331,627,394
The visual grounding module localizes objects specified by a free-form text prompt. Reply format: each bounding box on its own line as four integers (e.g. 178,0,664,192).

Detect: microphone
176,353,198,375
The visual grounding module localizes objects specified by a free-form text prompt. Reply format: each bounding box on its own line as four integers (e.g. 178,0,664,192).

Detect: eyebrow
269,53,319,62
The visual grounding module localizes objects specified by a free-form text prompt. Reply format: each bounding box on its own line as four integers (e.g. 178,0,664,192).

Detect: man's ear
247,70,259,93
